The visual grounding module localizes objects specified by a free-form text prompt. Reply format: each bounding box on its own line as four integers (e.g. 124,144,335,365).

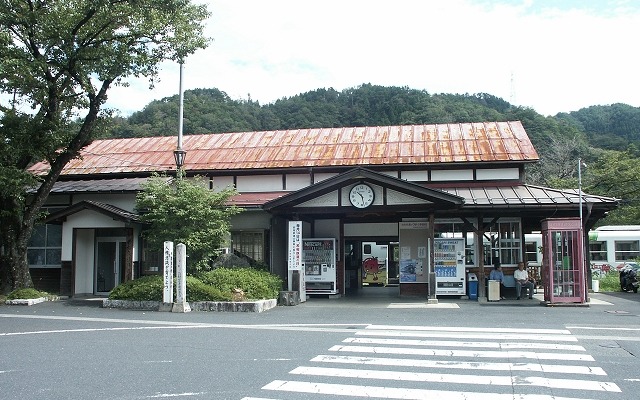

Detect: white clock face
349,184,375,208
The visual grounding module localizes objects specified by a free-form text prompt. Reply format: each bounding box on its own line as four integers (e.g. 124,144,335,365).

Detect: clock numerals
349,184,374,208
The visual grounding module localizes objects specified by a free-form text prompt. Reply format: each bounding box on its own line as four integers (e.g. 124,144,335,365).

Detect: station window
614,240,639,261
231,231,266,263
525,241,540,265
483,220,522,266
27,223,62,267
434,220,475,264
589,241,607,261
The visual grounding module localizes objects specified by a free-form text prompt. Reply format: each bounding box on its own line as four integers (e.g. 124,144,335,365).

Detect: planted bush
109,275,164,301
185,276,231,302
7,288,48,300
198,267,283,300
108,269,276,301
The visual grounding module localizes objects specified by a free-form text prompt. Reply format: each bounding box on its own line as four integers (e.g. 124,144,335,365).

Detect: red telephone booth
542,218,586,304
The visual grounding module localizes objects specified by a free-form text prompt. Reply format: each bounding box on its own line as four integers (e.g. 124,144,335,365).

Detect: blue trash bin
467,273,478,300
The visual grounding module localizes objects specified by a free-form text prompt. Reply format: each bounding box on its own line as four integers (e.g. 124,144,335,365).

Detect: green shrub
7,288,48,300
599,271,621,292
185,276,232,302
198,267,283,300
109,275,239,302
109,275,164,301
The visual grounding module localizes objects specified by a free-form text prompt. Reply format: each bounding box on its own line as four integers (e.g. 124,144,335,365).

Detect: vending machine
434,238,466,295
303,238,338,294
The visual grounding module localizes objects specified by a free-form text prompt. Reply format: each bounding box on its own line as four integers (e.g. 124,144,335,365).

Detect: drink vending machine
303,238,338,295
434,238,466,295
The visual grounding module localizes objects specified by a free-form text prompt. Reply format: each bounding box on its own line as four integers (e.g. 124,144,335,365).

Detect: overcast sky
105,0,640,117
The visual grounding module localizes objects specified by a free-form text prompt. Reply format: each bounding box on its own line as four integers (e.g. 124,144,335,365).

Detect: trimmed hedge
109,267,282,301
197,267,283,300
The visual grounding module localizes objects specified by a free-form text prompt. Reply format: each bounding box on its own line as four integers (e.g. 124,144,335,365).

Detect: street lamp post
174,62,186,177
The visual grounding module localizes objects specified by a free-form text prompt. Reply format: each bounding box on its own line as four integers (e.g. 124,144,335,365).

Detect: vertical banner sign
288,221,302,271
163,241,174,303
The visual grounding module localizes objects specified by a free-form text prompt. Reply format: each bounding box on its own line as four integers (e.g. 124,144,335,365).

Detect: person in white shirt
514,262,534,299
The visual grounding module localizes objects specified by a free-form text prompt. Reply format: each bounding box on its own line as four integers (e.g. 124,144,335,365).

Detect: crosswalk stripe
262,380,600,400
289,366,621,392
343,337,586,351
364,325,572,334
311,354,608,375
329,344,595,361
356,329,578,342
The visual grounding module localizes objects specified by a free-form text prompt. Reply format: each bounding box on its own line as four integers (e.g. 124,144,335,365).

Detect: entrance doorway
95,237,126,295
345,239,399,290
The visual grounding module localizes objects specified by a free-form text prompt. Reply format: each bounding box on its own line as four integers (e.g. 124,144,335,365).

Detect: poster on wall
288,221,302,271
399,222,429,283
400,259,423,282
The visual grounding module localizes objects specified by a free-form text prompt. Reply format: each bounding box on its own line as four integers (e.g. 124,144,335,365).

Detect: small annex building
28,121,618,299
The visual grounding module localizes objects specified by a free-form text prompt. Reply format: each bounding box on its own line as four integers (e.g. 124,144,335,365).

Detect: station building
28,121,618,299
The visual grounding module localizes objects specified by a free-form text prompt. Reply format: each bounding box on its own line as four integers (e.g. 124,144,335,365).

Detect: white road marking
311,354,608,375
567,326,640,331
145,392,206,398
357,329,578,342
365,324,572,334
387,303,460,308
289,366,620,392
262,380,600,400
343,337,586,351
329,344,594,361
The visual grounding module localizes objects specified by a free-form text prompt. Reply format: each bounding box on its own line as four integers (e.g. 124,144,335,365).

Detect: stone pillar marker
163,241,174,305
172,243,191,313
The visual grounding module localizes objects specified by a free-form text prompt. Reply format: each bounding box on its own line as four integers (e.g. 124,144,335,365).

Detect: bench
486,275,535,299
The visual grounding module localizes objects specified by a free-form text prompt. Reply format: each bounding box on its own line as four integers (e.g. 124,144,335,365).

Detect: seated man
514,262,535,299
489,264,506,300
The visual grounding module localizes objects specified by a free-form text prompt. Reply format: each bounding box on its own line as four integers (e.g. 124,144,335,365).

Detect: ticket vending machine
303,238,338,295
542,218,586,304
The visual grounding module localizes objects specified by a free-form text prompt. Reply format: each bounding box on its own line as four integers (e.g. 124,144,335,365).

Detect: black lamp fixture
174,148,186,170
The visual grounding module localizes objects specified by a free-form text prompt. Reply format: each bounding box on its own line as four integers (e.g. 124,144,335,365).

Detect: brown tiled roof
29,121,538,176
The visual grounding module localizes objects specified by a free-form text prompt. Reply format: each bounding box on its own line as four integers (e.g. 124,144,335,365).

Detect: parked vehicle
619,266,639,293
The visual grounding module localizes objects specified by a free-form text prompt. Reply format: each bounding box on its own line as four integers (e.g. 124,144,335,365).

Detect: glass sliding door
95,238,126,295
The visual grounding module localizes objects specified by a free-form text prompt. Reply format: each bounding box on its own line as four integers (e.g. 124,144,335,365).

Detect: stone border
102,298,277,312
5,297,48,306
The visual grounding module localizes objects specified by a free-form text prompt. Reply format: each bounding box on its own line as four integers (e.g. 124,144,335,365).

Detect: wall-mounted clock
349,183,375,209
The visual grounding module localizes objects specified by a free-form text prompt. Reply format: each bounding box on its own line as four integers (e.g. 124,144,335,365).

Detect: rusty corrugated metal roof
29,121,539,176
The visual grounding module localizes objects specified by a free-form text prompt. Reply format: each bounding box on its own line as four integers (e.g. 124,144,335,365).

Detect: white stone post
172,243,191,313
163,241,174,305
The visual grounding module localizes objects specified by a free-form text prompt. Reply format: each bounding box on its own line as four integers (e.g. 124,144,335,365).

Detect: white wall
231,210,272,230
74,228,95,295
236,175,282,192
344,223,399,237
62,210,127,260
431,169,473,181
476,168,519,180
313,219,340,239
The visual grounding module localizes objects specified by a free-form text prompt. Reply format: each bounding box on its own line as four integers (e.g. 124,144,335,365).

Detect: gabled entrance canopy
44,200,144,225
263,167,464,216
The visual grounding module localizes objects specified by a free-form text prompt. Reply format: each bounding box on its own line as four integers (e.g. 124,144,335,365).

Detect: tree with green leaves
136,175,242,273
0,0,210,293
583,146,640,226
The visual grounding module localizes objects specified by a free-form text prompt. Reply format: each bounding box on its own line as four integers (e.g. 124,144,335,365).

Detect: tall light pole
578,158,588,301
173,62,186,177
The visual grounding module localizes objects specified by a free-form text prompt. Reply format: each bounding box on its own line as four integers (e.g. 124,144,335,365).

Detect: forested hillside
106,84,640,226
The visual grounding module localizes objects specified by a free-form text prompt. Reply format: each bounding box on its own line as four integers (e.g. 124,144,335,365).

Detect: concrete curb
102,298,277,312
5,297,48,306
